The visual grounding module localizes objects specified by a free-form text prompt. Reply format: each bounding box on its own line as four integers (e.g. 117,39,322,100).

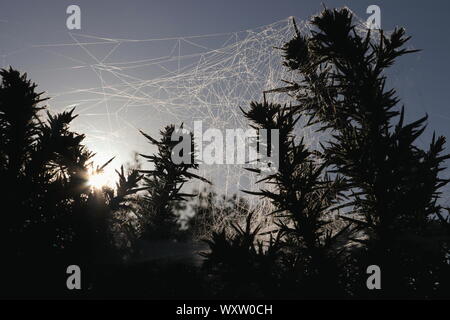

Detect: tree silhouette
138,125,210,240
202,7,450,299
278,7,450,298
240,101,348,298
0,68,142,297
201,211,283,298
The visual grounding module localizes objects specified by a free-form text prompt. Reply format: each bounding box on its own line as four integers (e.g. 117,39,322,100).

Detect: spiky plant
201,211,283,298
0,68,143,297
139,124,210,240
241,101,348,298
280,7,450,298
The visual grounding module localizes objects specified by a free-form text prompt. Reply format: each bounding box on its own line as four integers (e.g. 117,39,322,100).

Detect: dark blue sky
1,0,450,192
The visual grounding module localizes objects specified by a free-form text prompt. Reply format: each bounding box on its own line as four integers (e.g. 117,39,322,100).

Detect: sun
87,171,115,189
86,154,120,189
88,173,106,189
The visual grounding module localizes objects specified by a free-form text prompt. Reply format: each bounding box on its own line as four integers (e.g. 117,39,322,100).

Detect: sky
1,0,450,194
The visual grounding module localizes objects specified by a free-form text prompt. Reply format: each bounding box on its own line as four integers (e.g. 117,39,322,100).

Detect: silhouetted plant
241,101,348,298
138,125,210,240
201,211,283,298
279,7,450,298
0,67,142,297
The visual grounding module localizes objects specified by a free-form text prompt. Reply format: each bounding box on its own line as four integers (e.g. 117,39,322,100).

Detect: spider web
30,17,313,194
26,14,378,218
6,11,447,232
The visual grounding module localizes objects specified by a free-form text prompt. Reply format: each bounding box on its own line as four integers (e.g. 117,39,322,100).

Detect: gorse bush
0,68,142,297
0,68,209,297
201,211,283,298
137,125,210,240
241,100,348,297
202,7,450,299
280,7,450,298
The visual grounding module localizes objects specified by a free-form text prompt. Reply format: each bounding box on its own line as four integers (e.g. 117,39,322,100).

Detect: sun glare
88,172,113,189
